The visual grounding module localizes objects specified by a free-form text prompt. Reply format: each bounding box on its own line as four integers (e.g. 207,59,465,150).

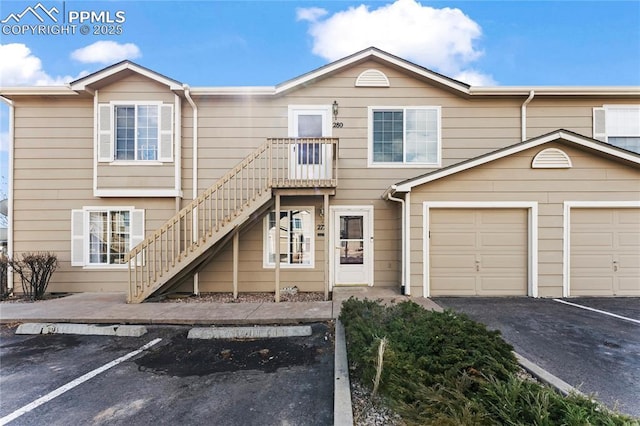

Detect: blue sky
1,0,639,200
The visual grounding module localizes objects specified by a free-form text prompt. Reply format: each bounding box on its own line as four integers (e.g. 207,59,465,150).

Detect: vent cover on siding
532,148,572,168
355,69,390,87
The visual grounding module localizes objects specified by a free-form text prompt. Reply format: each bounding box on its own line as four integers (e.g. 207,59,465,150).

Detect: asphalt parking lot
434,297,640,418
0,323,334,426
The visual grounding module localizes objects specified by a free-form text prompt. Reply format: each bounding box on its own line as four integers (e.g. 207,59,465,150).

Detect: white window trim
595,104,640,144
263,206,315,269
422,201,538,298
562,201,640,298
77,206,140,270
110,101,165,163
368,106,442,168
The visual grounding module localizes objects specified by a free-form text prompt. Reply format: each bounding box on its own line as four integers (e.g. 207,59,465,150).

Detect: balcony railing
126,137,338,302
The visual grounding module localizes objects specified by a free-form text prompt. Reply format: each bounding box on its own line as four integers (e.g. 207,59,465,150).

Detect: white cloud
296,7,328,22
71,41,141,64
0,43,76,86
298,0,495,85
454,69,496,86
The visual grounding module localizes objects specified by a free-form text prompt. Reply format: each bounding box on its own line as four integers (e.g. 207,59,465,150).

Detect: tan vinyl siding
409,143,640,297
95,74,177,192
97,164,175,189
526,98,640,140
11,97,177,292
9,57,640,296
196,198,325,293
97,74,176,103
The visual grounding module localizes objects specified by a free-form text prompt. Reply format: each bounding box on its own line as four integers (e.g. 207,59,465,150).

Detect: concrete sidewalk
0,287,442,325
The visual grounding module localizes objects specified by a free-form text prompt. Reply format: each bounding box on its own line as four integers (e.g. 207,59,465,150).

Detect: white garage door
429,208,528,296
570,208,640,296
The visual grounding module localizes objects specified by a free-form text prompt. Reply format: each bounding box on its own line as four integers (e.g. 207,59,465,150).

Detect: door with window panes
332,207,373,286
289,107,333,180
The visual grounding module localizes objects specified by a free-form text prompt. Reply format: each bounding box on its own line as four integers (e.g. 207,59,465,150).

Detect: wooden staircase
126,138,338,303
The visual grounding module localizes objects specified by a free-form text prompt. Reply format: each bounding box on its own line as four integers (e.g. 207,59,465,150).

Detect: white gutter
183,86,199,295
384,186,409,295
1,96,14,291
521,90,535,142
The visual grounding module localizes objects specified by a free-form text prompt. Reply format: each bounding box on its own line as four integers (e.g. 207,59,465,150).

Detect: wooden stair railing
126,137,338,303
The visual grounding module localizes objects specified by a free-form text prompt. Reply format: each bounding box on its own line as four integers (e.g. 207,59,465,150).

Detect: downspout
1,96,14,292
183,85,200,295
384,185,408,295
521,90,535,142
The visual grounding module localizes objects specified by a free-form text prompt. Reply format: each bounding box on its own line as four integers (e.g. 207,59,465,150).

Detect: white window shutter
97,104,114,162
158,104,173,162
71,210,85,266
130,209,145,266
593,107,606,142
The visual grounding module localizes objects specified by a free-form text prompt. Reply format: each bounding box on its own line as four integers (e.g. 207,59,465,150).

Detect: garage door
570,208,640,296
430,208,528,296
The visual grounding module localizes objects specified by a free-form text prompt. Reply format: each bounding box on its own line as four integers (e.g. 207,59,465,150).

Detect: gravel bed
351,380,405,426
158,291,327,303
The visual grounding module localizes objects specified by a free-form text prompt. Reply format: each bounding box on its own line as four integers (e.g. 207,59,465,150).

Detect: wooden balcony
126,137,338,303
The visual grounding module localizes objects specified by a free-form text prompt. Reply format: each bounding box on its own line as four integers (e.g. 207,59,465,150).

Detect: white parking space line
0,338,162,426
553,299,640,325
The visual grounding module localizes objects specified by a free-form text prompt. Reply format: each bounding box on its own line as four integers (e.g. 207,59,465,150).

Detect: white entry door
288,106,333,180
332,206,374,286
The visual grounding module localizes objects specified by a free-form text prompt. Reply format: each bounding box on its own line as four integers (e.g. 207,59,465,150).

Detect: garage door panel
431,254,476,269
480,210,526,225
570,208,640,297
429,208,528,296
432,210,476,225
571,232,614,248
480,254,527,269
479,277,527,294
431,277,476,296
571,254,614,269
480,232,527,248
619,232,640,248
618,210,640,224
430,232,475,248
618,277,640,294
572,210,614,224
620,254,640,268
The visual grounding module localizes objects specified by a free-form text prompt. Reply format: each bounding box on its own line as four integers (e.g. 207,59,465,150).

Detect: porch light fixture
332,100,339,119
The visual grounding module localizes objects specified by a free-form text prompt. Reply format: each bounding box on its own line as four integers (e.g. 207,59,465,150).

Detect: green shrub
340,298,518,393
340,298,637,425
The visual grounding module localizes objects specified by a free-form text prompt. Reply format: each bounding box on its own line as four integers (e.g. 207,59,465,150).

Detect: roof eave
393,130,640,192
470,86,640,96
69,61,183,92
0,86,78,97
275,47,471,96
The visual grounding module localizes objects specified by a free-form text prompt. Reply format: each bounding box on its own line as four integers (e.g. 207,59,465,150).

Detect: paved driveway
0,323,333,425
434,297,640,418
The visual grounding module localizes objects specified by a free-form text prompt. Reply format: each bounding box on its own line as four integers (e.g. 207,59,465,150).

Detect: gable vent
532,148,572,169
355,69,390,87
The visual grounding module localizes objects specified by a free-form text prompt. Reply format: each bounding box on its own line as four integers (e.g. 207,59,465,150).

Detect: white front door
288,106,333,180
332,206,374,286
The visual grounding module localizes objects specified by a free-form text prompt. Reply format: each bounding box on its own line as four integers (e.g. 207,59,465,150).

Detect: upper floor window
97,102,173,163
593,105,640,153
115,105,159,160
369,106,441,166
